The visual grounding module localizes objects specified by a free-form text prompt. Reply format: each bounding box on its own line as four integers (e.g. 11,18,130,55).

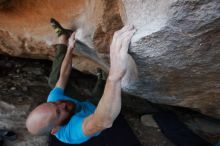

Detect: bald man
26,24,136,144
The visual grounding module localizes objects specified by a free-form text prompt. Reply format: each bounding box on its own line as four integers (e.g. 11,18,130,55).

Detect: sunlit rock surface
0,0,220,119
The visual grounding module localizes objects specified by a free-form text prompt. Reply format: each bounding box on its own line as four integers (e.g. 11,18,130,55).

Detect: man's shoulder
58,102,96,132
54,102,99,144
55,113,91,144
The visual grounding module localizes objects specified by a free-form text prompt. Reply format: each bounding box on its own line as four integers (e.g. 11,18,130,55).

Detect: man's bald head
26,103,57,135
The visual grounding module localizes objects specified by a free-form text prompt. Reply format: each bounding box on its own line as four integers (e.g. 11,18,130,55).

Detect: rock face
0,0,220,119
120,0,220,119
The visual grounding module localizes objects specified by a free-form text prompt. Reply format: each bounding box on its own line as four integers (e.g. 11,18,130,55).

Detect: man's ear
51,126,60,135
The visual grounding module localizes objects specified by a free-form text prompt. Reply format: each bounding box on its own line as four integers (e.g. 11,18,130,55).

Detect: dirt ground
0,54,218,146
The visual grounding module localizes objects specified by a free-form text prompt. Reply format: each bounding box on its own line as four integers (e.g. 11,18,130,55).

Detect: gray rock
120,0,220,119
141,114,159,128
22,86,28,92
10,87,16,90
22,67,44,75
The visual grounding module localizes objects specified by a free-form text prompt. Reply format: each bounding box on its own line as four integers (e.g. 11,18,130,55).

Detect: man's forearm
83,25,135,136
93,77,121,127
56,46,73,88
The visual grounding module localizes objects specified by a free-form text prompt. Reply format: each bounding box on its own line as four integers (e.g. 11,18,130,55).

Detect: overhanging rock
0,0,219,119
120,0,220,119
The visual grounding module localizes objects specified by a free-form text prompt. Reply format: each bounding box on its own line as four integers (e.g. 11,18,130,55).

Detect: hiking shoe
50,18,74,37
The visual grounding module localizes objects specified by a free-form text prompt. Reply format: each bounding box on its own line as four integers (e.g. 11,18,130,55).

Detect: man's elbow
91,114,114,129
101,121,113,129
96,119,113,129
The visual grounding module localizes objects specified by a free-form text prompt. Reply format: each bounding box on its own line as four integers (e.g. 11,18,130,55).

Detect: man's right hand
109,25,136,81
83,25,136,137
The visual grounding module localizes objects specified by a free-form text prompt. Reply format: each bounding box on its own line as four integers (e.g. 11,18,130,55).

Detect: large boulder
120,0,220,119
0,0,220,119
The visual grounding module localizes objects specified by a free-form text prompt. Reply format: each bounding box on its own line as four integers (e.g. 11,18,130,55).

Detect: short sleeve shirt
47,87,100,144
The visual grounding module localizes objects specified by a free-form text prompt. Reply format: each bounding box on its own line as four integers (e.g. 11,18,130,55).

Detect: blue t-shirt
47,87,100,144
215,140,220,146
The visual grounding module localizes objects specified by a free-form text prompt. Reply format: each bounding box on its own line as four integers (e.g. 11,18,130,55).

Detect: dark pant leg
153,112,212,146
48,44,67,89
70,40,106,102
90,78,105,105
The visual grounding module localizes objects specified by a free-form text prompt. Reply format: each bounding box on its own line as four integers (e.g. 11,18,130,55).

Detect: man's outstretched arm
56,33,75,89
83,25,136,136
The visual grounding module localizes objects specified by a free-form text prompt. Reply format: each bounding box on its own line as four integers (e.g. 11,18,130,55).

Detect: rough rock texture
0,0,107,74
0,56,51,146
120,0,220,119
0,0,220,119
